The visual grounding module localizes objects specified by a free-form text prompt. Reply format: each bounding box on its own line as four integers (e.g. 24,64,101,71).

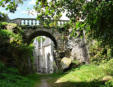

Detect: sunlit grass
47,60,113,87
55,65,105,83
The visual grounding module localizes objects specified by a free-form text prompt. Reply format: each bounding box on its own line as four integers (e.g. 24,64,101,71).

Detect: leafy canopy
35,0,113,47
35,0,85,21
0,0,23,12
86,0,113,47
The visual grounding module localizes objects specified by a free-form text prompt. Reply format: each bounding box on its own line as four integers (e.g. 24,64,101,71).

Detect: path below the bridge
34,73,63,87
35,76,51,87
39,79,50,87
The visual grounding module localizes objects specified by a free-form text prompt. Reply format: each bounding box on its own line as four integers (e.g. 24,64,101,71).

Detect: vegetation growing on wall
0,22,34,74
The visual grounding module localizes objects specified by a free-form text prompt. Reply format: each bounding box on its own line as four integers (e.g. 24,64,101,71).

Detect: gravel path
39,79,50,87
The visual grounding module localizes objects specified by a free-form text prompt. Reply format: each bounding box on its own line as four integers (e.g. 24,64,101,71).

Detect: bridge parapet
10,18,69,26
10,18,39,25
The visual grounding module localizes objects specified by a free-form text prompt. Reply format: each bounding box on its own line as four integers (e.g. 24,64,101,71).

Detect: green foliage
0,0,23,12
0,12,9,22
35,0,113,49
35,0,85,21
0,22,8,27
0,22,34,74
102,80,113,87
72,59,80,65
85,0,113,47
0,61,35,87
103,59,113,75
0,29,22,40
11,44,34,74
0,61,6,73
89,40,113,64
36,36,45,43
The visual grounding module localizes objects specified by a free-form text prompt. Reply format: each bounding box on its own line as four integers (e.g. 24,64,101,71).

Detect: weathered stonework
10,18,89,68
22,26,64,50
22,26,89,65
65,30,89,63
67,37,89,63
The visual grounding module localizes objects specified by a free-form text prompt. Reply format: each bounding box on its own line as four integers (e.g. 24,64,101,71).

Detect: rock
66,36,89,63
71,45,85,63
61,57,72,69
102,76,113,82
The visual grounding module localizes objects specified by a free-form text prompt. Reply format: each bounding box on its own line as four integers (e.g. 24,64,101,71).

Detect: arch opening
27,30,58,49
33,36,57,74
28,31,58,74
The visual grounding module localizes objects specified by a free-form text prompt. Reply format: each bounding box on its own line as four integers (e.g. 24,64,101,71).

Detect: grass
0,61,41,87
56,65,105,82
1,59,113,87
45,60,113,87
0,73,40,87
27,74,41,87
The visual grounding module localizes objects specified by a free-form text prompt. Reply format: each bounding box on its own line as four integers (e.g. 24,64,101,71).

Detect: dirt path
39,79,51,87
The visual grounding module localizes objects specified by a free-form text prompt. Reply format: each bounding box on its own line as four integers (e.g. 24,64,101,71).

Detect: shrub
103,59,113,75
89,40,113,64
101,80,113,87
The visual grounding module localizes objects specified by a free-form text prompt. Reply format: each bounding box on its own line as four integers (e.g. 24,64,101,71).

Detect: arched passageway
32,35,57,74
27,30,58,49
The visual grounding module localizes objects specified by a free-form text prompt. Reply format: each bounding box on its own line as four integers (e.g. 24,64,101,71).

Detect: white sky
0,0,69,20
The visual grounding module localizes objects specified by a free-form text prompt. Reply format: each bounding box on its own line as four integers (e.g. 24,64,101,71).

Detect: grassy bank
0,61,41,87
0,72,41,87
1,59,113,87
46,59,113,87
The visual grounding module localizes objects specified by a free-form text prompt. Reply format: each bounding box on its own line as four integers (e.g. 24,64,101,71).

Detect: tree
85,0,113,47
0,12,9,22
35,0,85,22
35,0,113,47
0,0,23,12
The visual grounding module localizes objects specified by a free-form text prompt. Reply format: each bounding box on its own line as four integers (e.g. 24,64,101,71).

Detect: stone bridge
10,18,69,50
10,18,89,64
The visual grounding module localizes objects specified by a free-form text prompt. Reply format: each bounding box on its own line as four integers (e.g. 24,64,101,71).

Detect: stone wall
22,26,89,71
56,30,89,64
67,37,89,63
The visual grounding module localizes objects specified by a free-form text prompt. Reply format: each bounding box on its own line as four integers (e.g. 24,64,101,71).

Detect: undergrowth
0,61,39,87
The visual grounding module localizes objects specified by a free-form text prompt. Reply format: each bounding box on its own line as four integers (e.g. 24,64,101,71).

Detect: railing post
27,20,29,25
23,20,25,25
31,20,33,25
35,20,37,25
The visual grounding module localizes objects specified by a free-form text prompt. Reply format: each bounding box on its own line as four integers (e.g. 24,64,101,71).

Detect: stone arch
26,30,58,49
